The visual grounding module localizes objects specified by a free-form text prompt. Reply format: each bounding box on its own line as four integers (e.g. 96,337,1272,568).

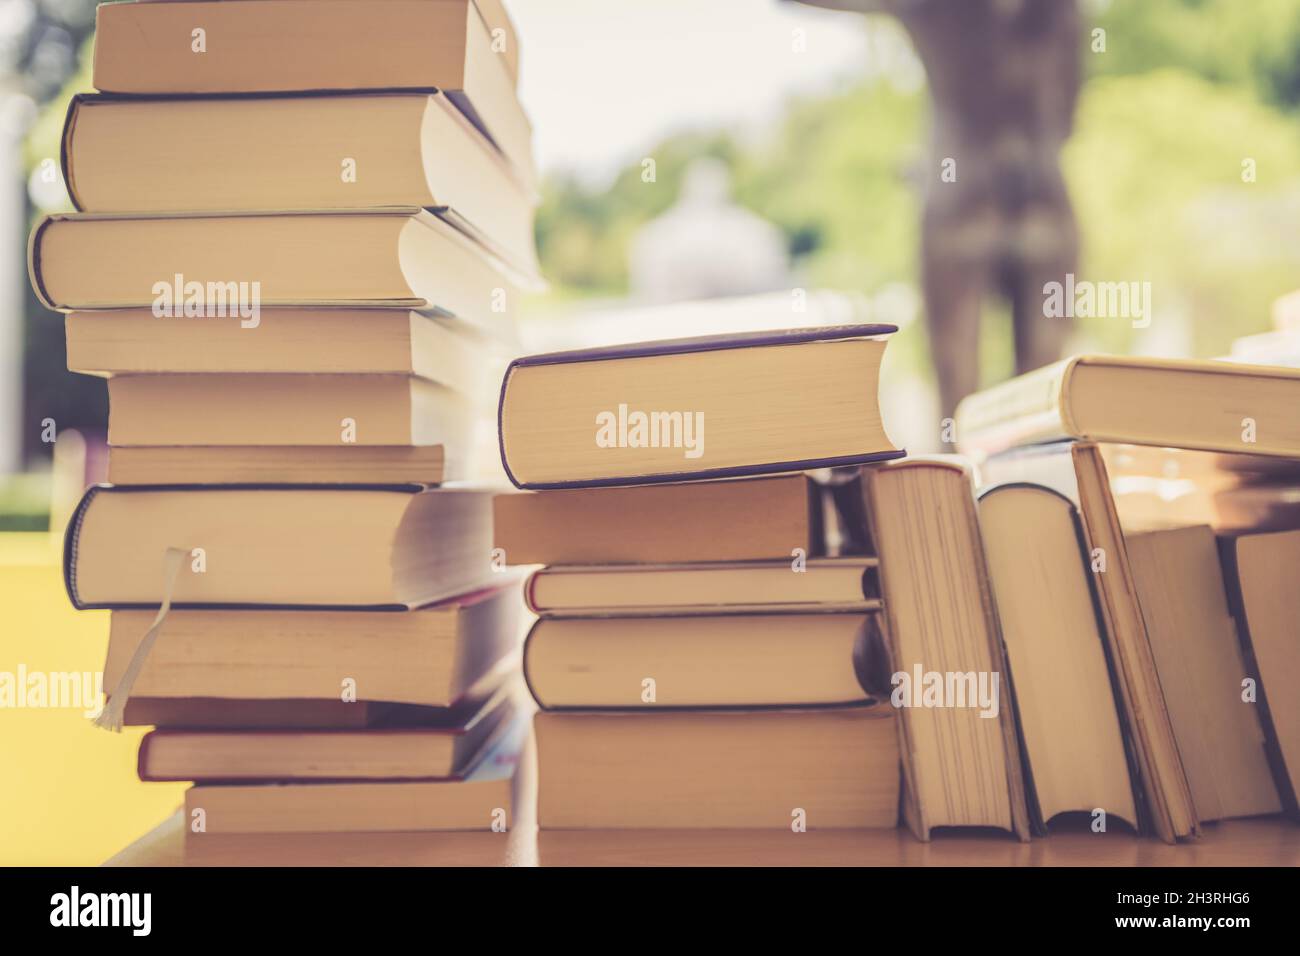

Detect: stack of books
32,0,539,846
492,326,1033,834
956,355,1300,841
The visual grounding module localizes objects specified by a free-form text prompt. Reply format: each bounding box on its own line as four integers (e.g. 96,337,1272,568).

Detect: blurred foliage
536,80,924,296
1065,67,1300,357
0,472,52,531
534,0,1300,371
1089,0,1300,109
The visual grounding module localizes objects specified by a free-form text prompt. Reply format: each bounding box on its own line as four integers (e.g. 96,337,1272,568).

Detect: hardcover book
493,473,830,565
64,484,494,610
497,326,904,489
955,355,1300,461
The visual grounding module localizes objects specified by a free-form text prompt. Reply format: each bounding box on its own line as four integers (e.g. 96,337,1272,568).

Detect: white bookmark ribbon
93,546,190,732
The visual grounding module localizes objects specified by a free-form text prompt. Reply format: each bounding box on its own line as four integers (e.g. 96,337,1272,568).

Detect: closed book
524,612,875,709
498,326,903,489
861,458,1032,841
185,777,513,836
980,442,1199,843
535,705,899,829
105,586,521,709
1125,525,1281,822
132,0,524,88
978,483,1142,833
64,484,494,610
105,445,454,487
524,558,878,616
65,309,499,396
139,691,517,783
1219,528,1300,818
494,473,826,565
30,209,522,328
119,698,412,731
955,356,1300,461
105,374,468,448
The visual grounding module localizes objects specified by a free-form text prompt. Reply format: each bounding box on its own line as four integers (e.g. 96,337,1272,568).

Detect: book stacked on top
492,326,1033,836
33,0,539,845
956,355,1300,842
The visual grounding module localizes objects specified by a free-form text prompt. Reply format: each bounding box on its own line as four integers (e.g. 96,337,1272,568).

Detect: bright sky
505,0,901,183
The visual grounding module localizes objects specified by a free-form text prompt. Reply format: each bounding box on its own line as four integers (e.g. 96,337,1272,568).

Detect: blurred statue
629,158,791,304
795,0,1082,418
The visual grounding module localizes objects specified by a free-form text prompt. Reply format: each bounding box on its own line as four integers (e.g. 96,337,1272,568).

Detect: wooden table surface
104,811,1300,867
104,736,1300,867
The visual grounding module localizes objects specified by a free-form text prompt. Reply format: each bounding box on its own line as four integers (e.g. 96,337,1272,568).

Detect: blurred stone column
0,92,35,476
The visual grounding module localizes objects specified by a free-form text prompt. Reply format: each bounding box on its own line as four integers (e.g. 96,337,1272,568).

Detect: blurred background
4,0,1300,862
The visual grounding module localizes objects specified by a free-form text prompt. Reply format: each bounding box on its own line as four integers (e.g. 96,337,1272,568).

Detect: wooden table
104,812,1300,867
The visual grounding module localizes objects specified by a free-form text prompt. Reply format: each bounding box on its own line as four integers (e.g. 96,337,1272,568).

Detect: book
64,484,493,609
30,209,521,325
105,586,521,709
63,92,537,277
105,445,455,487
135,0,524,88
955,356,1300,461
185,777,513,836
493,473,828,565
534,705,899,828
978,483,1142,833
120,697,418,730
105,374,469,448
860,458,1031,840
524,612,876,709
1125,525,1280,821
1219,528,1300,818
523,558,879,615
65,309,498,396
92,0,535,187
979,442,1198,843
180,824,519,867
138,691,515,782
498,326,903,489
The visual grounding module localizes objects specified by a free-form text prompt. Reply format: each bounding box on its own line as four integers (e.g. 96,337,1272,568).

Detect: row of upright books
39,0,541,850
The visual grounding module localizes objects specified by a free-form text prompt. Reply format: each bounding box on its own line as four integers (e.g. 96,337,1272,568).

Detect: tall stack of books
492,326,1033,834
956,355,1300,841
32,0,539,846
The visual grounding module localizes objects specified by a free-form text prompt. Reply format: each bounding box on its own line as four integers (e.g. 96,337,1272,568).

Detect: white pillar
0,93,36,476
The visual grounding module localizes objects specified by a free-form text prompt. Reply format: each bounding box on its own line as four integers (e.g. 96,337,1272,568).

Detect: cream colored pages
72,489,408,606
979,486,1138,828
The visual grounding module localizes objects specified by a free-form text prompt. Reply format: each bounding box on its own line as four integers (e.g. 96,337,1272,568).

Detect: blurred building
628,158,790,303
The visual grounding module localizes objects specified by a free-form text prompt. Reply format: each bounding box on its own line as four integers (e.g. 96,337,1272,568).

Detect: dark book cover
1217,533,1299,820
